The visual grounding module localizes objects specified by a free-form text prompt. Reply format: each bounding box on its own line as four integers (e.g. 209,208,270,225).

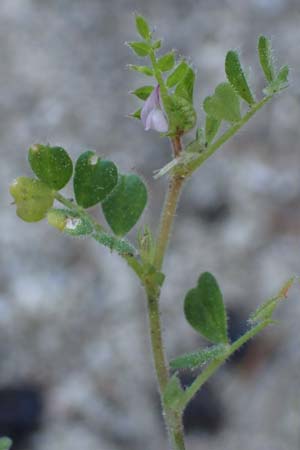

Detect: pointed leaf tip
263,65,289,96
131,85,154,100
135,14,151,40
166,60,189,88
258,35,276,83
128,41,150,57
250,276,295,325
128,65,154,76
175,66,195,103
225,50,255,105
184,272,228,344
157,52,176,72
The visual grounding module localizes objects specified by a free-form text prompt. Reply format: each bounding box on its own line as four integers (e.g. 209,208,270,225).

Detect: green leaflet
128,65,154,76
175,66,195,103
129,108,142,120
127,41,150,57
28,144,73,190
225,50,255,105
73,151,118,208
92,231,136,256
205,115,221,144
102,174,148,236
203,82,241,123
166,61,189,88
250,277,295,325
135,14,151,40
131,85,154,100
263,65,289,96
152,39,162,51
170,344,228,370
184,272,228,344
10,177,55,222
157,52,176,72
258,35,276,83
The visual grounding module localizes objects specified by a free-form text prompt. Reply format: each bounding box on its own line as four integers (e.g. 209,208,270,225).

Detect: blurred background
1,0,300,449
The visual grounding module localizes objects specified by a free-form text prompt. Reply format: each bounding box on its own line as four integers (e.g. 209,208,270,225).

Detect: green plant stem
153,174,185,272
146,287,186,450
54,192,143,278
146,288,169,390
186,95,272,176
154,136,185,271
177,320,271,412
143,136,187,450
149,48,168,97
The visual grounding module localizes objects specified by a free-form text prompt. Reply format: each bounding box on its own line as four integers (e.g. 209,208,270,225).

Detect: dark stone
0,385,43,449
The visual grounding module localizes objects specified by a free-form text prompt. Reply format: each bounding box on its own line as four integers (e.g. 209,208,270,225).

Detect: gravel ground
1,1,300,449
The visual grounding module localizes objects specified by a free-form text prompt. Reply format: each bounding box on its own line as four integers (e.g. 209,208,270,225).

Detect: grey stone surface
1,0,300,449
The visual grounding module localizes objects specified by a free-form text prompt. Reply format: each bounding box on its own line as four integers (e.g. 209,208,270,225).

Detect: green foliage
258,35,276,83
28,144,73,190
205,115,221,144
157,52,176,72
102,174,148,236
185,128,206,153
152,39,162,51
10,177,54,222
163,374,184,410
164,94,197,135
128,41,150,57
92,231,136,256
166,61,189,88
0,438,12,450
131,85,154,100
135,14,151,40
250,277,295,325
47,208,93,236
128,64,154,76
170,343,228,370
73,151,118,208
203,82,241,123
174,66,195,103
263,65,289,95
184,272,228,344
257,35,289,95
225,50,255,105
129,108,142,120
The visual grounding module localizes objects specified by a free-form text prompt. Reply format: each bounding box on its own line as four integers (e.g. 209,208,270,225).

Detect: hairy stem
54,192,143,278
177,320,271,412
186,95,272,176
146,285,186,450
144,136,187,450
154,136,185,271
154,175,184,271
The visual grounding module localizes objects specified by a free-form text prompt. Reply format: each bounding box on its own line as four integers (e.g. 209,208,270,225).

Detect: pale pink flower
141,85,168,132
